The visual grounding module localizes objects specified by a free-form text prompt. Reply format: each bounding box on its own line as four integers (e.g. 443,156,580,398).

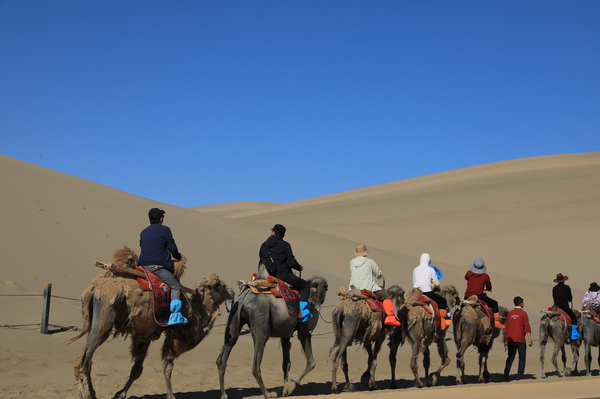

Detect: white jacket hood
419,253,431,267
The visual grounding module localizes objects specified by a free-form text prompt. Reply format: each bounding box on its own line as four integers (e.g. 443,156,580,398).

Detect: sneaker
503,370,509,381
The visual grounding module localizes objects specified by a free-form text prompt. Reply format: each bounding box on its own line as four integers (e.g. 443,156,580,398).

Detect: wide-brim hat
589,282,600,292
469,258,487,274
553,273,569,283
354,244,368,257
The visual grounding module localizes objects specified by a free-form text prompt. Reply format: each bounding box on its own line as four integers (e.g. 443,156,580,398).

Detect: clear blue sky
1,2,599,207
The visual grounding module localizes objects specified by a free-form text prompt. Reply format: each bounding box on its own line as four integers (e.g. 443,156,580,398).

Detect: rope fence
0,283,80,334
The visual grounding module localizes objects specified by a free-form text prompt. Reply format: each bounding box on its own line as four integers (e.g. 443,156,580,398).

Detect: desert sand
1,152,600,399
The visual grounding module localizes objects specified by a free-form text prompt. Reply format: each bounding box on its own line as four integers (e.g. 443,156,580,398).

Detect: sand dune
1,152,599,399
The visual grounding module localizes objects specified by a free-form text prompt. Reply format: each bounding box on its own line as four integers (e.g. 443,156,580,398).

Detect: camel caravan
68,213,600,399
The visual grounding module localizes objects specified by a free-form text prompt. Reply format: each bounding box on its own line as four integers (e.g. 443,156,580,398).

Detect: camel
579,306,600,376
68,246,234,399
329,285,405,394
453,296,508,384
539,308,580,378
389,285,460,388
216,265,328,399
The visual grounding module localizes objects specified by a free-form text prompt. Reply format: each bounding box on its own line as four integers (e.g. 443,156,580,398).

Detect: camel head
111,246,138,269
441,285,460,309
193,273,234,312
387,284,405,308
308,276,328,306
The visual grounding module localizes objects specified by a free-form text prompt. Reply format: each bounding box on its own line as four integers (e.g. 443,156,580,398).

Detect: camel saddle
419,295,441,329
141,268,171,327
360,289,384,312
245,273,301,317
547,307,572,329
463,296,495,330
583,309,600,324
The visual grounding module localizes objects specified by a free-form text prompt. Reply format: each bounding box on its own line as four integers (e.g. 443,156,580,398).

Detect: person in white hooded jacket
349,244,400,326
412,252,452,330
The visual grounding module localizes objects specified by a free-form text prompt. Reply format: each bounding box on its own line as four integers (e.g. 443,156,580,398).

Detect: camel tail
539,317,549,346
65,288,94,345
223,289,248,346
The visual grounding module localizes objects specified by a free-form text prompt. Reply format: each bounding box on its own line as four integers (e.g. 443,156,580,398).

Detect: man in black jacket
138,208,187,325
259,224,312,322
552,273,579,340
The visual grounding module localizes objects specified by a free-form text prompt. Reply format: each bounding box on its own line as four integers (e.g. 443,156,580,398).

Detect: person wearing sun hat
552,273,579,340
349,244,401,327
464,258,504,329
582,282,600,312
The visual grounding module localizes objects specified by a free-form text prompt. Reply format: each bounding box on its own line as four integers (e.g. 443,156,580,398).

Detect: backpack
260,247,277,277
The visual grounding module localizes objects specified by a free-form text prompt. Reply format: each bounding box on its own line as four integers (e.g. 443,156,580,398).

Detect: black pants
423,291,447,310
464,293,499,313
279,272,310,302
558,306,578,325
505,342,527,379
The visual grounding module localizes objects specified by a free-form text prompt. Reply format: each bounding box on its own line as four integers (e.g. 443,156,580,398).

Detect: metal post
40,283,52,334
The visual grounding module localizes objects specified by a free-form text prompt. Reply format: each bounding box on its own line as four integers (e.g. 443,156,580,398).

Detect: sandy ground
1,152,600,398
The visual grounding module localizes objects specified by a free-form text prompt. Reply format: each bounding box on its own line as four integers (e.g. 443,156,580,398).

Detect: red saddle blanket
360,289,384,312
477,300,495,330
419,295,441,329
249,273,301,318
548,307,572,329
141,268,171,327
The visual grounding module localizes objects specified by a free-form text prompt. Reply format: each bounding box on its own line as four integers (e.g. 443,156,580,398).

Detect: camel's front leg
113,341,152,399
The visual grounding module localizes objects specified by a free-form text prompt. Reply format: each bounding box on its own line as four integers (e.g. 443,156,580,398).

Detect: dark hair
513,296,524,306
272,224,286,238
149,216,162,224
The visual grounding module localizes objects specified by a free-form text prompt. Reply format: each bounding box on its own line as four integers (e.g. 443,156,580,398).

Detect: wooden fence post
40,283,52,334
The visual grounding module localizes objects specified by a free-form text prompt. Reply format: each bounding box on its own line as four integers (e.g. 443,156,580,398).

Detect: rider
259,224,312,322
349,244,401,327
412,253,451,330
464,258,505,329
582,282,600,312
552,273,580,340
138,208,187,325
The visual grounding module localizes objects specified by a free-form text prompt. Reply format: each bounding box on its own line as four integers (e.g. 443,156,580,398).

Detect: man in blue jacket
259,224,312,322
138,208,186,325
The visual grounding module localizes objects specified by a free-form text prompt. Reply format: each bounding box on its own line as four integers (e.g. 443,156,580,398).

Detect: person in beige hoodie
349,244,400,326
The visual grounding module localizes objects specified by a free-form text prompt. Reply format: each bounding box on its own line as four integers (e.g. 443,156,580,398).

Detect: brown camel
580,306,600,376
329,285,405,394
217,265,328,399
453,296,508,384
68,246,234,399
390,285,460,388
539,308,580,378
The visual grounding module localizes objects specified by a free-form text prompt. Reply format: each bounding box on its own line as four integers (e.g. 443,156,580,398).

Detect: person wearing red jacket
503,296,533,381
464,258,504,328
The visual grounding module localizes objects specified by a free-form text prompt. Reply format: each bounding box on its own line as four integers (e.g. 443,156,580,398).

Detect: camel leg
281,337,292,383
540,343,547,379
584,340,592,376
113,340,151,399
75,296,119,399
330,334,354,394
251,331,275,399
567,341,580,375
217,343,235,399
430,334,450,386
294,331,316,384
410,341,424,388
388,330,401,389
477,344,491,383
552,343,564,377
362,334,385,390
455,340,468,385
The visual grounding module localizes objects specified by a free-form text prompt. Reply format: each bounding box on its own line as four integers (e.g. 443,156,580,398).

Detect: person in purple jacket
138,208,186,325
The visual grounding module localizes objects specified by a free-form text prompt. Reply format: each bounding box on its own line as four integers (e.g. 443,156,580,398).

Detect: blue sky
1,2,599,207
